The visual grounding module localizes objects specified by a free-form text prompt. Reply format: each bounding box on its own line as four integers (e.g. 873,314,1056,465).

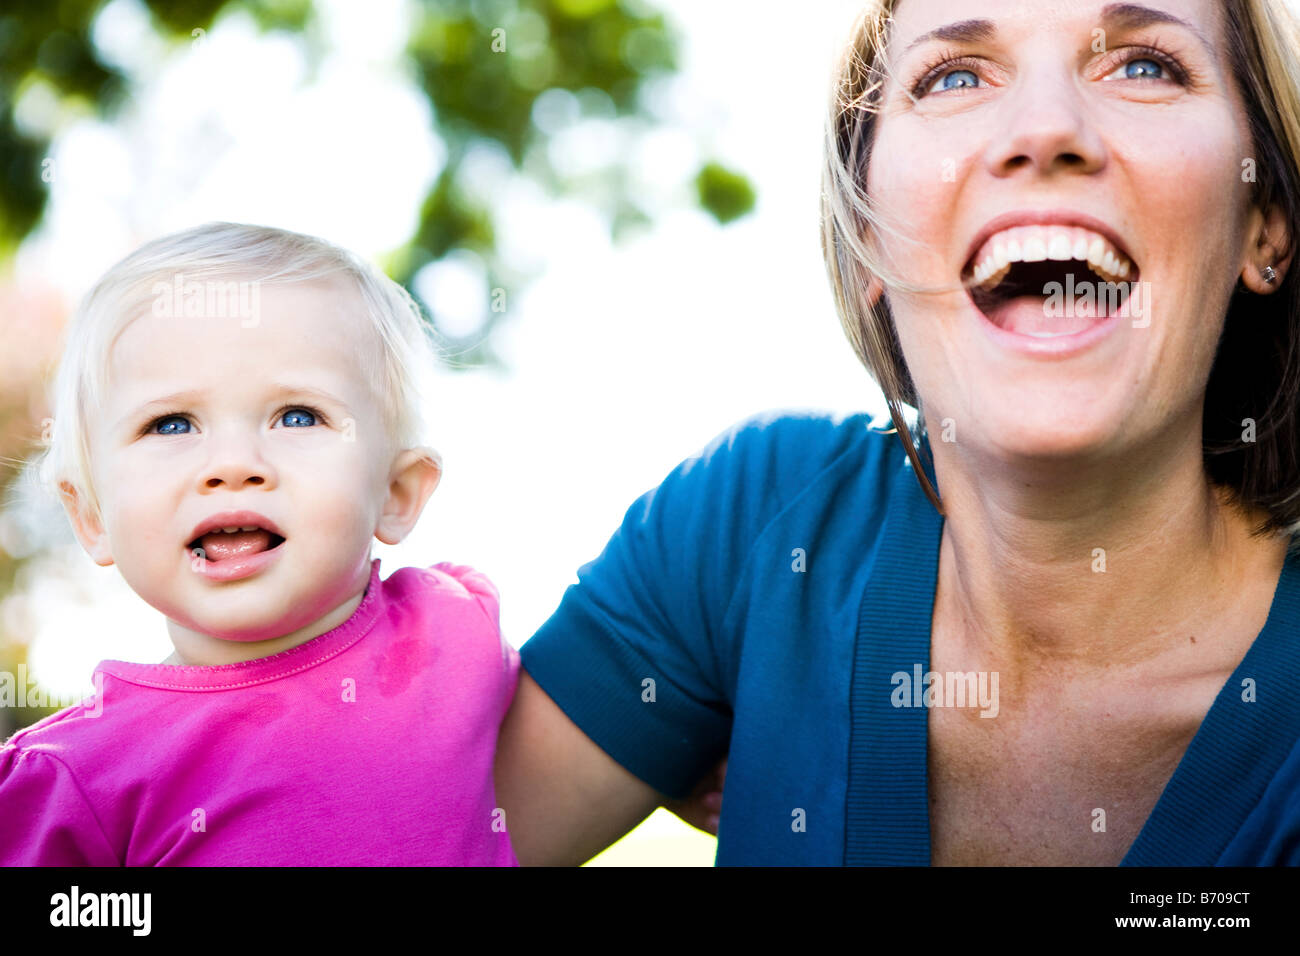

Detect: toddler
0,222,518,865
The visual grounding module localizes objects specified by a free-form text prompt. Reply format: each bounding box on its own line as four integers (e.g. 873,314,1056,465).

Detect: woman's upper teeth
971,225,1135,290
218,526,260,533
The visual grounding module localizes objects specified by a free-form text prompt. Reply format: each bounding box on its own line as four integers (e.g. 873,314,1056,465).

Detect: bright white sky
13,0,880,693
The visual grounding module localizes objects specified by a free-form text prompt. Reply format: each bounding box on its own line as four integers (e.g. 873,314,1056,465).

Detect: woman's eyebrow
898,3,1214,63
899,18,996,62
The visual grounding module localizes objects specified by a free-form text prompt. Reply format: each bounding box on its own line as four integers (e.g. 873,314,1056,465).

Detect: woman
495,0,1300,865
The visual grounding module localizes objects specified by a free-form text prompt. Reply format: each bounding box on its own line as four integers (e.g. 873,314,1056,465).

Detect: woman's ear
375,447,442,546
59,481,114,566
1242,201,1294,293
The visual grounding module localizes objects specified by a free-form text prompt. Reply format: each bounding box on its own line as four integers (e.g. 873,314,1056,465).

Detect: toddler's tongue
196,529,274,563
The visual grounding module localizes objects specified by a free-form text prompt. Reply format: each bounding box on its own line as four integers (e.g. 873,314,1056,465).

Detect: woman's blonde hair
34,221,442,527
822,0,1300,537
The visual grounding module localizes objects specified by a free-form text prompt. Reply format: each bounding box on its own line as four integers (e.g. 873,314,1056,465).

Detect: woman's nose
981,54,1107,179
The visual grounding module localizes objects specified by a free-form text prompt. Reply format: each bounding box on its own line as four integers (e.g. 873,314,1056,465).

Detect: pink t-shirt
0,559,519,865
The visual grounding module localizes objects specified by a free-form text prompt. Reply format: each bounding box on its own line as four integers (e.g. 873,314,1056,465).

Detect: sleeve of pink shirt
431,561,521,724
0,747,119,865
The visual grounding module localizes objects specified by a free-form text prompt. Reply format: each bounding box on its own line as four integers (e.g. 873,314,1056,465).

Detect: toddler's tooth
1103,250,1117,275
1006,238,1024,261
1048,234,1072,260
1072,235,1089,260
1023,236,1048,261
993,241,1008,270
1118,258,1130,279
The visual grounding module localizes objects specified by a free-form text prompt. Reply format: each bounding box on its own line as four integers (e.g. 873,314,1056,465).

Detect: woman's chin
952,412,1129,464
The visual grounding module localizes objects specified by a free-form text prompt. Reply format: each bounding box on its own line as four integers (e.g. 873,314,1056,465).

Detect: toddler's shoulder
1,676,171,789
0,738,119,864
0,694,134,865
423,563,499,618
383,562,506,645
3,691,112,752
386,563,518,709
403,562,500,627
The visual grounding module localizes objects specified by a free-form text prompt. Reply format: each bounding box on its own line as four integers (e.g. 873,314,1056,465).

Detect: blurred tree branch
0,0,757,365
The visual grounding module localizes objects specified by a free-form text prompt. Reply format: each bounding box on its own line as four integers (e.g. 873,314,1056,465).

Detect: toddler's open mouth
186,513,287,564
188,529,286,563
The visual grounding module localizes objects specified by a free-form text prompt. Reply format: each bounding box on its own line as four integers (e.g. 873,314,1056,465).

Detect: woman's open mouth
963,226,1141,337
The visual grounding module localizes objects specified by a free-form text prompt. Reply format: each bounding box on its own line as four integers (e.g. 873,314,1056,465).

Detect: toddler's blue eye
281,408,317,427
154,416,191,435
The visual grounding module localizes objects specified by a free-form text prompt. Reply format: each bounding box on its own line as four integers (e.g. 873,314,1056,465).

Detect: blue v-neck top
520,411,1300,864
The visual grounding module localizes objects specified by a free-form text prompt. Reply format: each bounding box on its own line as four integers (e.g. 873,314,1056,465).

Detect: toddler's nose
198,443,276,491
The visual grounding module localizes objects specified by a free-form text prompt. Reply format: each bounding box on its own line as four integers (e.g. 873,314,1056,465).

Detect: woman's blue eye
280,408,316,427
153,416,190,435
1123,58,1163,80
917,47,1185,99
936,69,978,93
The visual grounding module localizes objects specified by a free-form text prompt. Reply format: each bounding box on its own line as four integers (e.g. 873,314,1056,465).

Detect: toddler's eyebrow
117,384,351,430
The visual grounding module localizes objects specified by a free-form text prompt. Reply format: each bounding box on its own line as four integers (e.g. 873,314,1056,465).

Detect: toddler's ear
375,447,442,546
58,481,114,567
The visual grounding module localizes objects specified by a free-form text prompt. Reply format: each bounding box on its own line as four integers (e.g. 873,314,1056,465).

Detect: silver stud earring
1263,265,1278,284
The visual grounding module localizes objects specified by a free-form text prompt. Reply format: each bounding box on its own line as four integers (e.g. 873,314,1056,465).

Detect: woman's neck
928,428,1290,680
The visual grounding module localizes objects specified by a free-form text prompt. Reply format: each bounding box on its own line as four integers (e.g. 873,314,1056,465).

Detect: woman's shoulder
599,407,919,584
683,408,912,516
702,407,902,464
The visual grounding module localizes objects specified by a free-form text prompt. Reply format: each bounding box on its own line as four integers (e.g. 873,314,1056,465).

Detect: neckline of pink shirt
93,558,385,692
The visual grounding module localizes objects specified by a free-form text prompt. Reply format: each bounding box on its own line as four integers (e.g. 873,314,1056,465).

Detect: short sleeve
521,413,834,799
429,562,520,725
0,746,118,866
431,561,501,630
